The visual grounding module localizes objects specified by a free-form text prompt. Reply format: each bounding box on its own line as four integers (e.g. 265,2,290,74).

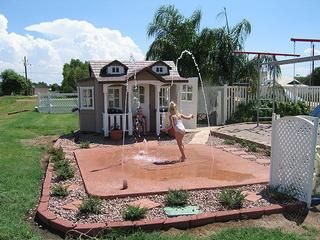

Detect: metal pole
272,56,276,114
256,54,261,127
23,56,28,81
312,43,315,85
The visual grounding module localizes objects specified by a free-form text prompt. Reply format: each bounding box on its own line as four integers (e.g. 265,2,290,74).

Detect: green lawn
0,96,78,240
0,96,317,240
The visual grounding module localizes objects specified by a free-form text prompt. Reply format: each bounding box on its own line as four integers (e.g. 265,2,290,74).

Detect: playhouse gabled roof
88,60,188,83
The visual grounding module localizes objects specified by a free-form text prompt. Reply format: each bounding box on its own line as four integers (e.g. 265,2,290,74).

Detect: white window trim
181,84,193,102
108,86,122,109
159,87,170,107
80,86,95,110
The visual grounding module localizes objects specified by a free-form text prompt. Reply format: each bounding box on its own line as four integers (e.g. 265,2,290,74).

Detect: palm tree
146,5,201,77
146,5,255,84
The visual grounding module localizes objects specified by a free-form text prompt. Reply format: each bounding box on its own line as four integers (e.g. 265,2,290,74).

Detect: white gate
270,116,318,207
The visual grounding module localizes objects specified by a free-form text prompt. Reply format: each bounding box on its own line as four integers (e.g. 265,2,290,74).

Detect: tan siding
78,79,96,132
135,71,159,81
95,82,104,133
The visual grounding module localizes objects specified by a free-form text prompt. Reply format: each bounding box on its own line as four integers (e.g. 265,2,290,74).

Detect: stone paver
256,158,271,165
230,151,248,156
211,123,272,147
188,127,211,144
128,198,161,209
62,200,83,211
240,154,257,160
242,191,263,202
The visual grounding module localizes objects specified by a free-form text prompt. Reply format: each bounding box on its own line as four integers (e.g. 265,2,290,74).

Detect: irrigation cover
164,205,202,217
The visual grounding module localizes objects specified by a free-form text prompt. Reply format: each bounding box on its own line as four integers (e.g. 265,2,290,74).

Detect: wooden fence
37,93,78,113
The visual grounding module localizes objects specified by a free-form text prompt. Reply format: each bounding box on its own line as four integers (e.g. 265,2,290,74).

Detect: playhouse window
160,87,170,108
80,87,94,109
108,87,122,109
133,86,145,104
181,84,193,101
112,66,120,73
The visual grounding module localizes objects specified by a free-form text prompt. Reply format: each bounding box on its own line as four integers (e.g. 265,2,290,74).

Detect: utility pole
23,56,29,81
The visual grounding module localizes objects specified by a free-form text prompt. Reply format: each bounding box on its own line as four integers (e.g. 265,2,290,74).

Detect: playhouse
77,60,198,136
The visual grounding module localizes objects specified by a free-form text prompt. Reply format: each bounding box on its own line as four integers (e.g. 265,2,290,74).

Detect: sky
0,0,320,85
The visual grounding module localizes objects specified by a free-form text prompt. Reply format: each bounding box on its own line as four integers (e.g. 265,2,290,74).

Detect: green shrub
227,100,310,124
218,189,246,209
123,205,148,221
51,184,68,197
265,185,296,202
223,139,236,145
165,189,189,207
79,197,103,215
49,147,65,162
79,141,90,149
55,161,74,181
53,159,69,170
247,143,257,152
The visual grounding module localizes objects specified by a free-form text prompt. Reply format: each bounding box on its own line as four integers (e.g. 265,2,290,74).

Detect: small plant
123,205,148,221
165,189,189,207
55,162,75,181
79,197,103,215
265,185,296,202
53,159,69,170
223,139,236,145
79,141,90,149
247,143,257,152
49,147,65,162
51,184,68,197
218,188,246,209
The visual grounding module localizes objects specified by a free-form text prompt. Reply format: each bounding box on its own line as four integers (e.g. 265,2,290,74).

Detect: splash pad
75,141,268,198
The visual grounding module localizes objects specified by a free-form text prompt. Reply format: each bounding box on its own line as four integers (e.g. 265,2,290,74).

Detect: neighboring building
33,86,49,95
77,60,198,136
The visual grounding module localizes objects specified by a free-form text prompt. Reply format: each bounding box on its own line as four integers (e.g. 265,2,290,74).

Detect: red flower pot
111,130,123,140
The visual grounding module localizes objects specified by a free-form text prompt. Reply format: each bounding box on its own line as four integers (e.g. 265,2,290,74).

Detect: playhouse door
132,84,150,132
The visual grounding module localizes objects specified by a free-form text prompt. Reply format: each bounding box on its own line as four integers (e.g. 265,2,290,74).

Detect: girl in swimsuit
163,101,194,162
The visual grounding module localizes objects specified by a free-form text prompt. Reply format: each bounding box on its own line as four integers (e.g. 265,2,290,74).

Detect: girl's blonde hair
169,101,180,118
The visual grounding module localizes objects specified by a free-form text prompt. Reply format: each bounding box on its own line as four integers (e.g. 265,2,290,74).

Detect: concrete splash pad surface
75,142,269,198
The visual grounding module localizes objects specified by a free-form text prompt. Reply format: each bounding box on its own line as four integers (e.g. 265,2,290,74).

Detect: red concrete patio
75,141,269,198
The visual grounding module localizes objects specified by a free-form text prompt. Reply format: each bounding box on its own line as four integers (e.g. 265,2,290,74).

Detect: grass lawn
0,96,78,240
101,227,316,240
0,96,317,240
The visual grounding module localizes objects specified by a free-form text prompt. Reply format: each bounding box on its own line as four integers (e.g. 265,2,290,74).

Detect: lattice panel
38,93,78,113
270,116,318,207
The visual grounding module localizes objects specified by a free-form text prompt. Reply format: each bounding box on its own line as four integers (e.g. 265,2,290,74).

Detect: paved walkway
211,123,272,147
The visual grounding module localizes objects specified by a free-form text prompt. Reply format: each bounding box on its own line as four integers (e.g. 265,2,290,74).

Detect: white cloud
0,15,145,84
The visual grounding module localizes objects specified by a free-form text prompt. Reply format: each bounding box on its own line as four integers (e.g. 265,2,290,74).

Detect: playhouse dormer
100,60,128,77
150,61,171,76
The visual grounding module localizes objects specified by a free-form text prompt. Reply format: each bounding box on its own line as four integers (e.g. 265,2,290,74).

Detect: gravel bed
48,134,273,224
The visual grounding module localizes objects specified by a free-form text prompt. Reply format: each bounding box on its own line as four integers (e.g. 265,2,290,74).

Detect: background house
77,60,198,136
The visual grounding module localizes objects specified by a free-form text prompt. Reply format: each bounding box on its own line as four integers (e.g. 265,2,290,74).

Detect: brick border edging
210,130,270,149
35,161,306,238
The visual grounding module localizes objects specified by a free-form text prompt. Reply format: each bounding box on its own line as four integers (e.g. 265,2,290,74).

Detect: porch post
155,84,160,135
127,84,133,135
103,84,109,137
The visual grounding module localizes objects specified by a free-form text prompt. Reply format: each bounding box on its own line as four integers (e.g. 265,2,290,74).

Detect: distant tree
296,66,320,86
49,83,61,92
61,59,89,93
0,81,3,96
0,69,32,95
33,81,48,87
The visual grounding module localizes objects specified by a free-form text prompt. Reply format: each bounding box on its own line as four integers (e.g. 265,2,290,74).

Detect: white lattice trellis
37,93,78,113
270,116,318,207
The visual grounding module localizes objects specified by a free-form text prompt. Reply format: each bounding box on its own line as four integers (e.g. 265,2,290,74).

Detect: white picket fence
198,85,320,125
37,92,78,113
